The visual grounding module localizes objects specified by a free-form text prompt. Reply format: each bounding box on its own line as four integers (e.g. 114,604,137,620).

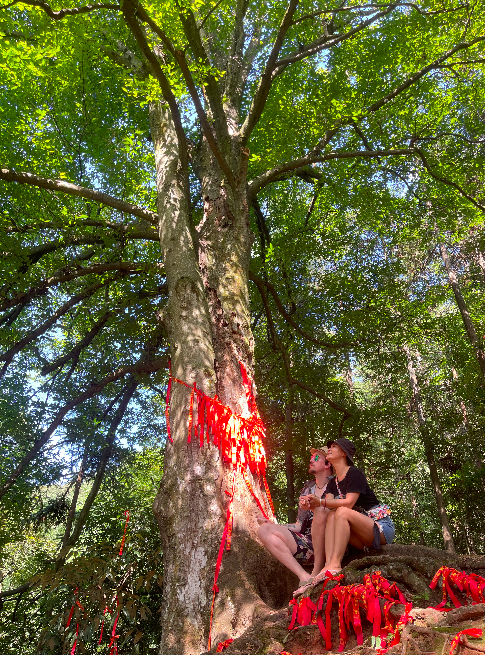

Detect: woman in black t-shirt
301,438,395,583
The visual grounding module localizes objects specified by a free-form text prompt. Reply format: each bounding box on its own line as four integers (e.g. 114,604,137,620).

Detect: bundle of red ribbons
288,570,412,654
430,565,485,609
165,361,275,650
287,566,485,655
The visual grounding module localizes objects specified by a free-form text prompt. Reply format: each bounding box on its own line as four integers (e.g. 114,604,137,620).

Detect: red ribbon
429,567,485,610
108,599,121,655
118,510,130,556
165,362,173,443
216,638,234,652
449,628,483,655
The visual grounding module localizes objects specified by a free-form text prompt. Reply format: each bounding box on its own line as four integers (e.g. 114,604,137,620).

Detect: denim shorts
376,515,395,544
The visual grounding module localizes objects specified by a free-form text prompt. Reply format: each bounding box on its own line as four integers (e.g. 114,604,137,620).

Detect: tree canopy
1,0,485,652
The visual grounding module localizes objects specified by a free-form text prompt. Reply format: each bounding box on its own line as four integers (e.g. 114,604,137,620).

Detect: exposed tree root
204,544,485,655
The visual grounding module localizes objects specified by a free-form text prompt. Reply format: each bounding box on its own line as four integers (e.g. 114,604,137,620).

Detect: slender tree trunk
150,104,291,655
439,242,485,380
285,385,296,523
403,346,456,553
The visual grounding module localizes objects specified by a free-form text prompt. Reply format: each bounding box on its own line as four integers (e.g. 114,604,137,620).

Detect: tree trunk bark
403,346,456,553
439,242,485,380
285,385,296,524
150,105,293,655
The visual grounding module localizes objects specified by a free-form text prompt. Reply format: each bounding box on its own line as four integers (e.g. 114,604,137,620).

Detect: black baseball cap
327,438,355,463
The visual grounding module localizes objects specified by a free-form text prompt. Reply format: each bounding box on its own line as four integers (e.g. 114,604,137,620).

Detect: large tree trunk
403,346,456,553
150,104,293,655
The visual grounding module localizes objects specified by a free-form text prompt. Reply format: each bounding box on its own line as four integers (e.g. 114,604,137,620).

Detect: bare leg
310,507,328,576
257,523,310,581
323,510,337,570
325,507,384,571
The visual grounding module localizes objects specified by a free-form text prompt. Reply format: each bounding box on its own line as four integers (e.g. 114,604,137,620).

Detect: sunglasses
310,454,321,462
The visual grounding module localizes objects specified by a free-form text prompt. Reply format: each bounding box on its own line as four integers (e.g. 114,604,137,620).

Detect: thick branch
121,0,189,177
0,169,158,224
274,4,397,73
0,357,167,499
240,0,300,144
367,35,485,113
57,380,138,564
132,4,235,187
0,261,164,313
171,0,230,145
249,270,354,348
1,0,119,19
40,310,114,375
0,280,109,378
248,148,414,196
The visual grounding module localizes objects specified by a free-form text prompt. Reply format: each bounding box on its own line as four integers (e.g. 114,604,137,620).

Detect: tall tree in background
1,0,485,653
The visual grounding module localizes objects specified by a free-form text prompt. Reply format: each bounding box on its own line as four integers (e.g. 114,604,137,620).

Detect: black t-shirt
325,466,379,512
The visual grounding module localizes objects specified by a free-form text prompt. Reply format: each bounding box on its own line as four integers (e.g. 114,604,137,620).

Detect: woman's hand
301,494,323,510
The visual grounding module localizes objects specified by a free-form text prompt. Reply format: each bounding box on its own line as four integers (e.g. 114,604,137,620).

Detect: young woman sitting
301,438,395,583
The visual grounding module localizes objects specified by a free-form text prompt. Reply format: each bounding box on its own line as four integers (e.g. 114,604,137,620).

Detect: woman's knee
335,506,353,520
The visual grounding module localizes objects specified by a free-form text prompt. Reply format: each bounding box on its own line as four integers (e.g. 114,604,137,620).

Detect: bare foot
293,576,315,597
312,569,342,585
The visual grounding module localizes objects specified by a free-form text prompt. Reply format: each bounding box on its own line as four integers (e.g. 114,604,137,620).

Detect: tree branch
255,274,352,416
248,148,414,196
240,0,300,144
121,0,189,177
0,0,119,19
289,375,353,416
0,262,164,313
367,35,485,113
0,280,110,378
273,4,397,73
172,0,230,145
249,270,355,348
56,380,138,565
0,169,158,224
0,356,167,500
40,311,114,375
414,147,485,213
292,2,469,24
131,3,235,187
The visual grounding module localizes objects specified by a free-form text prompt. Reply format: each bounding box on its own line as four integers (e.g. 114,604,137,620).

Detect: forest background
1,0,485,653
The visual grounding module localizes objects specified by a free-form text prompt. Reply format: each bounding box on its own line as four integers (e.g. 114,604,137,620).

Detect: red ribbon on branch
287,571,413,654
66,587,84,655
449,628,483,655
429,566,485,609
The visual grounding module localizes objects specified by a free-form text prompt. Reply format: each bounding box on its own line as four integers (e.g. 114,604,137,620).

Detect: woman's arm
303,492,360,511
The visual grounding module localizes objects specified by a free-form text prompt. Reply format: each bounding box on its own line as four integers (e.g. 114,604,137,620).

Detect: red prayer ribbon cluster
165,362,275,651
429,566,485,609
285,567,485,655
287,571,412,654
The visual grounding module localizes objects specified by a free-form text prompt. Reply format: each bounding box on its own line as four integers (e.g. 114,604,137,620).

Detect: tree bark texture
403,346,456,553
150,104,293,655
439,242,485,380
285,386,296,524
